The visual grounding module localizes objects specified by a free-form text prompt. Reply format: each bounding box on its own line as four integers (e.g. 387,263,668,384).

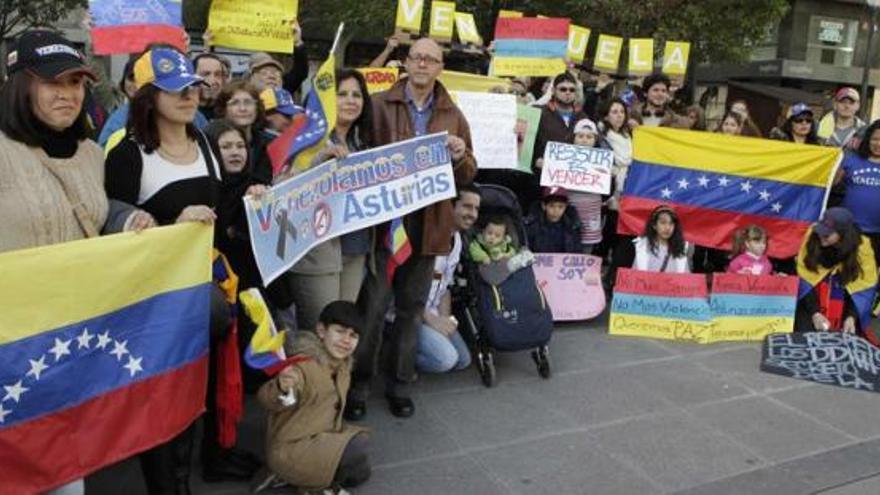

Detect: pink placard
533,253,605,321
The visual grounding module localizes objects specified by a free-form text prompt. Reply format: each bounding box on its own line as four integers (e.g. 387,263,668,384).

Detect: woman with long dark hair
775,103,820,145
597,98,633,281
280,69,375,333
796,207,878,341
835,119,880,269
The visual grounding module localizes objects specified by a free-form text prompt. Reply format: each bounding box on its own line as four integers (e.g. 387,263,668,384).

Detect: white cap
574,118,598,135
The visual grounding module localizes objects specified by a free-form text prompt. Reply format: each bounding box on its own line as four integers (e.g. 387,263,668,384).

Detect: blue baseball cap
133,47,204,92
814,207,854,238
788,102,813,119
260,88,300,117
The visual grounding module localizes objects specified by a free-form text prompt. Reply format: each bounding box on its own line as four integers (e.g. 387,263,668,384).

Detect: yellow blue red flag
0,224,212,494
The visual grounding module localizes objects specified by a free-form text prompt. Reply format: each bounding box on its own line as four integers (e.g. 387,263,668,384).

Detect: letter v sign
396,0,424,32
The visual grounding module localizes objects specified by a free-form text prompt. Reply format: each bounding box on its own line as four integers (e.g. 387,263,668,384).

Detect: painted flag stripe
0,284,209,429
494,39,568,58
624,160,826,223
91,25,186,54
711,274,799,296
617,196,811,259
611,293,712,321
709,294,797,318
0,357,207,495
614,268,708,298
494,17,570,40
633,127,841,188
0,223,212,344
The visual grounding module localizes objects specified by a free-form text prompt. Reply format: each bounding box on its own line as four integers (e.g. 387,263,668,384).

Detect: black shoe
385,395,415,418
223,447,262,472
344,398,367,421
201,453,258,483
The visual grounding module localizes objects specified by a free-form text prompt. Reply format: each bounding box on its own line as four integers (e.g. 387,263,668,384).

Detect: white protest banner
540,141,613,194
533,253,606,321
245,133,455,283
452,91,519,170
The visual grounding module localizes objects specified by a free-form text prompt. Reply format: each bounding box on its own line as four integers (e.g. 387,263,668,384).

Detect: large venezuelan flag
620,128,842,259
0,224,212,494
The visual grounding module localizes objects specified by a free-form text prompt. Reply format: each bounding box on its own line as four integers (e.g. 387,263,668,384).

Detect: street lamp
860,0,880,119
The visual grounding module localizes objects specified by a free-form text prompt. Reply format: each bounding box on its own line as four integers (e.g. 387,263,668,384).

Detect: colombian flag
90,0,187,55
0,224,212,494
491,17,569,77
267,52,337,175
620,128,843,259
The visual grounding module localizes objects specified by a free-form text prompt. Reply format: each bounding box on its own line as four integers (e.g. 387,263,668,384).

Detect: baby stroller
453,184,554,387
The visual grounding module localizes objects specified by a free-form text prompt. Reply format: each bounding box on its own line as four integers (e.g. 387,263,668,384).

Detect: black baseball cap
7,30,95,81
813,207,854,238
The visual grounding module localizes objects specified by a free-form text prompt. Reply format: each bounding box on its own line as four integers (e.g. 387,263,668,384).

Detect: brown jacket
371,79,477,256
257,332,366,490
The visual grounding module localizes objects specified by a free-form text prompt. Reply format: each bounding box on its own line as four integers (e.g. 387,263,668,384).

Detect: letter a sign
396,0,424,33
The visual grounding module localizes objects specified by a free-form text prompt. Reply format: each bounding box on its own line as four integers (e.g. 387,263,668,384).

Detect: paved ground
88,314,880,494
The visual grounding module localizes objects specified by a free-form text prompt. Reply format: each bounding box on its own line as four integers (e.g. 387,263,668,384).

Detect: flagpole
330,23,345,55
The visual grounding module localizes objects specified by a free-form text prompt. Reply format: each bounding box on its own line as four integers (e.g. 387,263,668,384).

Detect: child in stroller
453,184,554,387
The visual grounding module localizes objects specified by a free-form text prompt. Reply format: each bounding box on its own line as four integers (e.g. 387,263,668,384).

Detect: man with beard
193,53,231,120
796,208,879,343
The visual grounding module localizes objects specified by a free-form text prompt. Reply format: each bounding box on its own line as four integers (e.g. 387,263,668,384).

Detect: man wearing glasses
346,38,477,421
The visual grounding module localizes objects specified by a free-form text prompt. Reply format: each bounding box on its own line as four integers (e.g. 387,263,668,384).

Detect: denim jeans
416,324,471,373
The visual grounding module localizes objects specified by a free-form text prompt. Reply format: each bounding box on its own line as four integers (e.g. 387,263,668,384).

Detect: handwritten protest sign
208,0,298,53
540,141,613,195
761,332,880,393
610,270,798,344
90,0,185,55
453,91,518,171
439,70,511,93
492,17,569,77
533,254,605,321
357,67,399,94
517,105,541,174
246,133,455,283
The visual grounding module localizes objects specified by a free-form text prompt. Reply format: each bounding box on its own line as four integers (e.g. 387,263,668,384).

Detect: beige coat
257,332,366,489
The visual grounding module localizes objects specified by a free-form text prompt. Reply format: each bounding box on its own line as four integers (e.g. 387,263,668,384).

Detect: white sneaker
251,468,289,493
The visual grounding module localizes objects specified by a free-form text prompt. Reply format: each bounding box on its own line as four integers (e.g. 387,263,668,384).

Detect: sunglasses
642,109,666,118
792,117,812,124
556,86,577,93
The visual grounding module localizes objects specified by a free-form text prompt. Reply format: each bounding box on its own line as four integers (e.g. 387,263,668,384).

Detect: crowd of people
2,20,880,495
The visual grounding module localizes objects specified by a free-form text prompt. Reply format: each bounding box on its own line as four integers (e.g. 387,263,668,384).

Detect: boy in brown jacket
254,301,369,494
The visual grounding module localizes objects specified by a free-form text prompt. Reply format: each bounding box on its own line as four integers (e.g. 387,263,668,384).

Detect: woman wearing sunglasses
774,102,821,145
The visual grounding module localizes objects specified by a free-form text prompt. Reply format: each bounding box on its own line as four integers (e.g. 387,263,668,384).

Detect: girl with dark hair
0,29,155,495
716,111,744,136
105,46,251,493
632,206,691,273
727,225,773,275
280,69,375,333
835,120,880,268
213,80,273,183
796,208,878,341
728,99,763,137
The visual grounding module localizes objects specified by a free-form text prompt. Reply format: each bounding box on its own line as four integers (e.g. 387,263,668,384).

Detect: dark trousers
351,247,435,397
333,433,371,488
139,285,231,494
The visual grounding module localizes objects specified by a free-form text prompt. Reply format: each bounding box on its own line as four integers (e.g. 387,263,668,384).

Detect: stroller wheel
532,346,552,379
477,351,497,388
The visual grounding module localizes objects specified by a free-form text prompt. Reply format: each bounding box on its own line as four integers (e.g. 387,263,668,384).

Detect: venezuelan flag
90,0,187,55
609,269,713,343
620,128,843,259
709,273,798,343
0,224,212,494
491,17,569,77
386,216,413,283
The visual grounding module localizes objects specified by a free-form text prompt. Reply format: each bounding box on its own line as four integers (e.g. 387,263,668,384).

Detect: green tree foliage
183,0,789,64
0,0,88,38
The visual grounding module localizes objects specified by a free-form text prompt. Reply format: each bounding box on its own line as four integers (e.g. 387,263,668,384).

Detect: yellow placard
208,0,298,54
663,41,691,76
454,12,481,44
567,25,591,63
593,34,623,71
439,69,511,93
356,67,400,94
395,0,424,33
429,1,456,40
628,38,654,75
498,10,523,18
492,57,567,77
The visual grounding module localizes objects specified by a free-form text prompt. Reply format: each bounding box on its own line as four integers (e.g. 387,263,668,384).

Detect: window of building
806,15,858,67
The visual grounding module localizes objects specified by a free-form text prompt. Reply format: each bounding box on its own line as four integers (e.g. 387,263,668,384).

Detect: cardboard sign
567,25,591,64
439,70,511,93
246,133,455,284
454,12,481,44
517,104,541,174
628,38,654,75
396,0,425,32
208,0,298,53
610,270,798,344
492,17,569,77
594,34,623,71
540,141,613,195
357,67,399,94
663,41,691,76
453,91,519,171
492,57,568,77
533,254,606,321
90,0,185,55
429,1,456,40
762,332,880,393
